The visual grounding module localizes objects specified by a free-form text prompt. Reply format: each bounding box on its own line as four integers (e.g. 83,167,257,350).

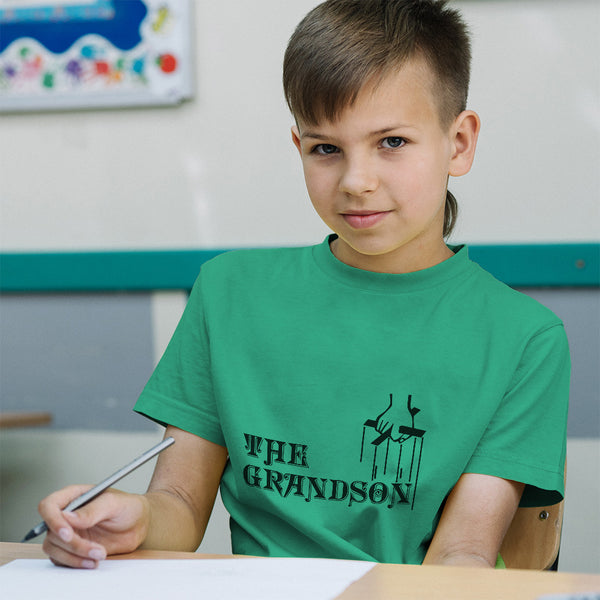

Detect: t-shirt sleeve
134,272,225,447
464,323,570,507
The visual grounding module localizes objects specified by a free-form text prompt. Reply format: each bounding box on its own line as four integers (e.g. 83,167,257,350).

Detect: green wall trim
0,243,598,293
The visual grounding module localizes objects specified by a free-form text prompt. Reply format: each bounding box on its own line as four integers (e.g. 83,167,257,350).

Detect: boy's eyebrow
300,125,416,140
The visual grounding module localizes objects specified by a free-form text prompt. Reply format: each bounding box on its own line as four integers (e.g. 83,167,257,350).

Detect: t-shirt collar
311,234,472,293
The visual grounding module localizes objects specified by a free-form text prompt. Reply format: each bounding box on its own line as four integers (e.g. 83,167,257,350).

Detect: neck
330,237,455,274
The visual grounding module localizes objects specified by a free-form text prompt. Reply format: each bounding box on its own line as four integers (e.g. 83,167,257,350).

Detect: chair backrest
500,462,566,570
500,499,565,569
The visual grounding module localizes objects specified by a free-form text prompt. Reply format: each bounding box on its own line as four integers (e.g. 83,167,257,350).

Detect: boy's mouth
341,210,390,229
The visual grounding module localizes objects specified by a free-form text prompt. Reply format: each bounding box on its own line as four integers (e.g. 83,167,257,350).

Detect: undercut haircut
283,0,473,237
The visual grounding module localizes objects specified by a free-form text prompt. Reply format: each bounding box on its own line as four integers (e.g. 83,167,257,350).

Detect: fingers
38,485,107,569
38,484,92,544
39,487,149,568
376,418,391,434
43,520,107,569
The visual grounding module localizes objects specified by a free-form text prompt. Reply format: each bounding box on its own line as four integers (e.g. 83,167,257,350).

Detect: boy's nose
338,157,379,197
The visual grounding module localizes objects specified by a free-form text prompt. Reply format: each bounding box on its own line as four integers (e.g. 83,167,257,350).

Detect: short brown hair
283,0,472,237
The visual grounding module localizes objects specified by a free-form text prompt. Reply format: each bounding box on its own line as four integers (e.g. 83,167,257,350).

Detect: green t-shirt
135,236,569,564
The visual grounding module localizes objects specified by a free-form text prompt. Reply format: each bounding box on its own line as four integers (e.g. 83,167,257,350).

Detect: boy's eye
381,137,406,149
313,143,339,155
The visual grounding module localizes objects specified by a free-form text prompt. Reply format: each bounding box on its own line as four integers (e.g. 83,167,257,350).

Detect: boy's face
292,58,478,273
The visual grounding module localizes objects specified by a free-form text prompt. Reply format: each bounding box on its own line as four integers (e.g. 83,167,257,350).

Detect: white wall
0,1,325,251
0,1,598,251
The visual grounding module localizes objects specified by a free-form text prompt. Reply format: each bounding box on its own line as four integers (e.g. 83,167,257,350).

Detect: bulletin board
0,0,193,111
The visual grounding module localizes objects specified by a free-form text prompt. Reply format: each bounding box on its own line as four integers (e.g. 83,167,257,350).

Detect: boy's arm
422,473,524,568
40,426,227,568
141,425,228,551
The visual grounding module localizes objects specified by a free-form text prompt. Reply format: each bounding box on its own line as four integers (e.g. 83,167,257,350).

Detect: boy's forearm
422,474,523,569
136,427,228,553
139,489,207,552
422,549,495,568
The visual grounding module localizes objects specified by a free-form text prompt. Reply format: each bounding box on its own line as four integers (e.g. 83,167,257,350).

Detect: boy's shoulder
204,244,310,272
197,244,316,289
468,258,563,330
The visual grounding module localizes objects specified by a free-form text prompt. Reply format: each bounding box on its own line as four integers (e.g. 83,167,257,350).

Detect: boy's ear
291,125,303,155
448,110,480,177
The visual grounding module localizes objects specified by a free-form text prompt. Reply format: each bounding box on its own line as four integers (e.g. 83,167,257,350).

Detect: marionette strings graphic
360,394,425,509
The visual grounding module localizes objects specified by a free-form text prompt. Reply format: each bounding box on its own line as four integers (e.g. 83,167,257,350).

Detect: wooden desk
1,542,599,599
0,411,52,429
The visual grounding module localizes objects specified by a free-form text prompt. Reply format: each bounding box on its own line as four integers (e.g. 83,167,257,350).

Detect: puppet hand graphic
375,397,405,442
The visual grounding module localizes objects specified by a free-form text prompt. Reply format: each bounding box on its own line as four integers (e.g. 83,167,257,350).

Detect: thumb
390,426,402,442
62,502,107,531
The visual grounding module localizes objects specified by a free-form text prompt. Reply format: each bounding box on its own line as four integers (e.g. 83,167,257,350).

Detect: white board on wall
0,0,194,111
0,0,597,251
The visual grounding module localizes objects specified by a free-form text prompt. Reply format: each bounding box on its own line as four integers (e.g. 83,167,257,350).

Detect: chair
500,464,566,570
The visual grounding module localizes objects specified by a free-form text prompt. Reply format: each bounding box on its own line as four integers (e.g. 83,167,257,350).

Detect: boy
39,0,569,569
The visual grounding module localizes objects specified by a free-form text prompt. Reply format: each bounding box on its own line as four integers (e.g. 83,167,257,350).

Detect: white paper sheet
536,595,600,600
0,557,375,600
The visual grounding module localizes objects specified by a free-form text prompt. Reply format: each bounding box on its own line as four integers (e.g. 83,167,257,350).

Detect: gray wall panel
0,294,155,431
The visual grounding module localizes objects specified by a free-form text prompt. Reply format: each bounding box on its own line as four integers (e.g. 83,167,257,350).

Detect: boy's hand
38,426,228,568
375,396,405,442
39,485,149,569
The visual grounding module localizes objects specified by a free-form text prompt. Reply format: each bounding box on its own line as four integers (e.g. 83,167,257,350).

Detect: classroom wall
1,0,598,574
0,1,598,250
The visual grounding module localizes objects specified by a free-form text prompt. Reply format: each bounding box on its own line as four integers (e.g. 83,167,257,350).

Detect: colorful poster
0,0,193,111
